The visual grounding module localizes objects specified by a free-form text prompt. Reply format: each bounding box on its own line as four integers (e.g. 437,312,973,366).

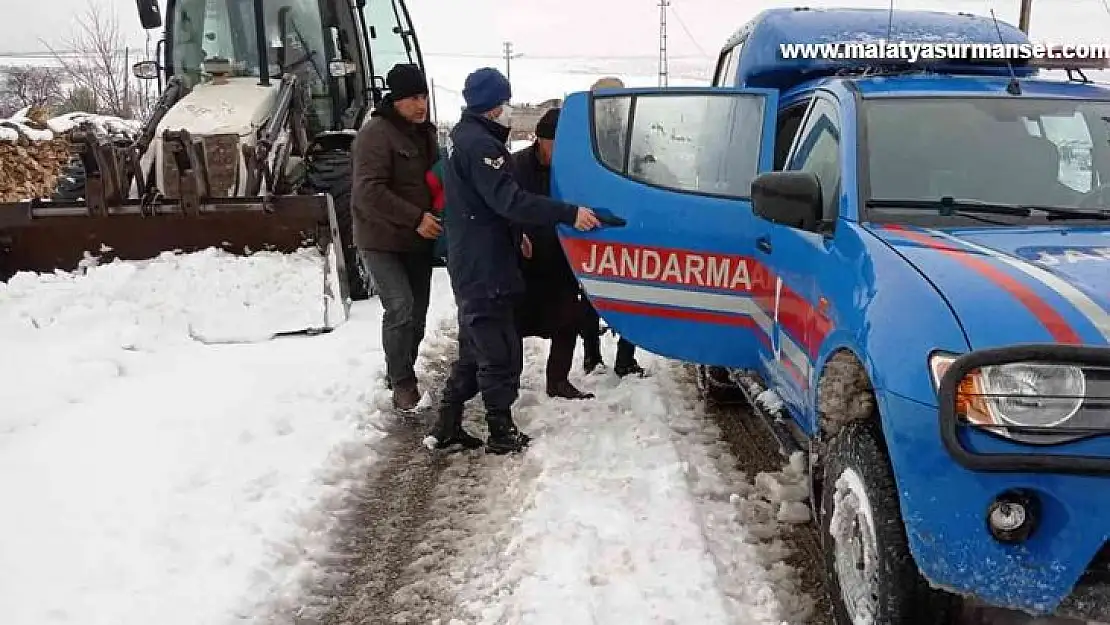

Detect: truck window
863,97,1107,215
786,96,841,220
593,95,631,172
775,101,810,170
1026,111,1094,193
713,43,741,87
593,93,766,199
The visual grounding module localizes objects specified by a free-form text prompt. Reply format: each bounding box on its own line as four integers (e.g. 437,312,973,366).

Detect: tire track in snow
690,366,834,625
287,317,529,624
284,322,831,624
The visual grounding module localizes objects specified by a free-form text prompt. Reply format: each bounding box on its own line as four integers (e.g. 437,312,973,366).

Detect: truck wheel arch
810,346,880,512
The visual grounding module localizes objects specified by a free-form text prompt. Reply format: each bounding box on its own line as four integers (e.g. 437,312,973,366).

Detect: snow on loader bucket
0,129,352,343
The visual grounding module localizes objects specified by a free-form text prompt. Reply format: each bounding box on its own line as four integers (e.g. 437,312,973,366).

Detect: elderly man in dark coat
512,108,594,400
425,68,601,455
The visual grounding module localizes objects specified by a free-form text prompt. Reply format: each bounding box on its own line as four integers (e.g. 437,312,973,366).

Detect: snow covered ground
0,250,454,625
0,249,815,624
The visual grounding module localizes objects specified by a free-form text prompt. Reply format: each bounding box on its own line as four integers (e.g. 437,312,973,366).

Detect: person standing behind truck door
351,63,443,412
426,68,602,455
579,76,646,378
512,108,595,400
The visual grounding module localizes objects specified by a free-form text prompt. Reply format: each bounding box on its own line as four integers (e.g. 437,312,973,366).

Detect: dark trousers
441,296,523,414
579,298,637,367
546,328,577,388
360,249,434,388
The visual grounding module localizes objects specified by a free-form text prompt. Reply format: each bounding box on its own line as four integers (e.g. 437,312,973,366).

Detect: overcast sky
4,0,1108,58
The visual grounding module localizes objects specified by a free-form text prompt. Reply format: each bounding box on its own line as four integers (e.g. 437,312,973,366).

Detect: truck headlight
930,353,1086,432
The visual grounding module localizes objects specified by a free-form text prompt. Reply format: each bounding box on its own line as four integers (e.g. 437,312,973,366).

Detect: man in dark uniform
426,68,601,455
512,108,594,400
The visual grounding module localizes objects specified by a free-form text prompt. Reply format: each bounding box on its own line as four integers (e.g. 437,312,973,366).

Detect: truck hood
870,224,1110,347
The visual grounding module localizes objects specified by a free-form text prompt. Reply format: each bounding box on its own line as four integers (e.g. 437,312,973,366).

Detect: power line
668,2,711,58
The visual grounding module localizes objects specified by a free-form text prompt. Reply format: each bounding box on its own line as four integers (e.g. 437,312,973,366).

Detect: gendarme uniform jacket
442,112,578,301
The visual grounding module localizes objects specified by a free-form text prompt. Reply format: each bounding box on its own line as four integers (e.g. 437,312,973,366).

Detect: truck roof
844,74,1110,99
731,7,1037,93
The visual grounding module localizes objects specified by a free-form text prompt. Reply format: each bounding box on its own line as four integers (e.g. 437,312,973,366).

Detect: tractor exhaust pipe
254,0,270,86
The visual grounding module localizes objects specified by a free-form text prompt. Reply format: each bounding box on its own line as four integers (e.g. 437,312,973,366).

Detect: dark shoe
582,355,605,375
392,381,421,411
614,361,646,378
485,411,531,455
546,380,595,400
426,405,483,451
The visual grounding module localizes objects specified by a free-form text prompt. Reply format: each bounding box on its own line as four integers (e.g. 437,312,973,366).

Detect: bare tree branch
41,0,150,119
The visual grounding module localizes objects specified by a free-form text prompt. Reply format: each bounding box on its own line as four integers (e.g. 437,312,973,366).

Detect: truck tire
304,148,372,301
695,365,745,405
819,420,954,625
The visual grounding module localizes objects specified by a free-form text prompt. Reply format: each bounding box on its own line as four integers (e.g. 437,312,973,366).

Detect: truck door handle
593,208,627,227
756,236,772,253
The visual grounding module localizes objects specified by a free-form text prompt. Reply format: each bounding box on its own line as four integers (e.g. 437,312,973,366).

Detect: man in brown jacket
352,63,443,411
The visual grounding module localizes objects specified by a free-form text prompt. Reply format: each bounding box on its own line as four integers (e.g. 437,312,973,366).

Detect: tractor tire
304,147,372,301
52,155,87,201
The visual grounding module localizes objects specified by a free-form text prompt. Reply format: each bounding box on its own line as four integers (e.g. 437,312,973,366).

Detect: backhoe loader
0,0,428,307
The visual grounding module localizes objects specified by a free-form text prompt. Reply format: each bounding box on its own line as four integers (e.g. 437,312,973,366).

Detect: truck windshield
863,97,1110,224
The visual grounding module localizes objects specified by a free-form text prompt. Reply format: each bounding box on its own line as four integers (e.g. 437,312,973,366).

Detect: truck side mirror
136,0,162,30
750,171,823,232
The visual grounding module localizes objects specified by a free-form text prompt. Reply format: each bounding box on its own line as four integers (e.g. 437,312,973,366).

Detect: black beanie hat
535,108,560,140
386,63,429,100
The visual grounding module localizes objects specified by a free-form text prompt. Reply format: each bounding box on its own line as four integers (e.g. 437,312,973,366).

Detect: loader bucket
0,193,352,321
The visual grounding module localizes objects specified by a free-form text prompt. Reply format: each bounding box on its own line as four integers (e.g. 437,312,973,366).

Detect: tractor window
362,0,420,95
172,0,262,84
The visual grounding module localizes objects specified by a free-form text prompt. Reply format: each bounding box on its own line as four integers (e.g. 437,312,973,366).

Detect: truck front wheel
820,420,954,624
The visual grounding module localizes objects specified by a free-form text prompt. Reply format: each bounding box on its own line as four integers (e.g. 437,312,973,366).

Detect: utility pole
658,0,670,87
429,77,439,124
503,41,523,83
1018,0,1032,34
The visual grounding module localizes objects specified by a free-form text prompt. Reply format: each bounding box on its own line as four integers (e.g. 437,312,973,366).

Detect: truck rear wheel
820,420,954,625
304,147,372,301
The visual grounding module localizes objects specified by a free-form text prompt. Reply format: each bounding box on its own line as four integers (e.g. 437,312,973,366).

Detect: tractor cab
136,0,425,133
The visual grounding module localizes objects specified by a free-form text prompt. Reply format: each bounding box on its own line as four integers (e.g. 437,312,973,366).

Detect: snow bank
440,338,816,624
0,251,456,625
0,106,139,144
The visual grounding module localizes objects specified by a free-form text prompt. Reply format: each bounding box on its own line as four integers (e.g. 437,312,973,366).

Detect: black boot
485,410,531,455
614,338,646,378
546,380,595,400
426,404,483,451
582,334,604,374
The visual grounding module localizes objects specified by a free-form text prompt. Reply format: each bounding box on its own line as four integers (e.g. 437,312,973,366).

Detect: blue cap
463,67,512,113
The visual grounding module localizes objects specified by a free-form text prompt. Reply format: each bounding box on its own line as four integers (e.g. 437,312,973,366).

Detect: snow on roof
0,108,140,144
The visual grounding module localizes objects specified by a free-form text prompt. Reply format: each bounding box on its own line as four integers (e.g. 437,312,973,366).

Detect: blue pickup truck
551,6,1110,623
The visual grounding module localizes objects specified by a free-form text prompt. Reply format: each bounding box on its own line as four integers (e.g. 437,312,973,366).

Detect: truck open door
552,87,779,368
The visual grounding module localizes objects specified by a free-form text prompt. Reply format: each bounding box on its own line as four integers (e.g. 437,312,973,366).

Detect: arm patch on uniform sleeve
483,155,506,170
